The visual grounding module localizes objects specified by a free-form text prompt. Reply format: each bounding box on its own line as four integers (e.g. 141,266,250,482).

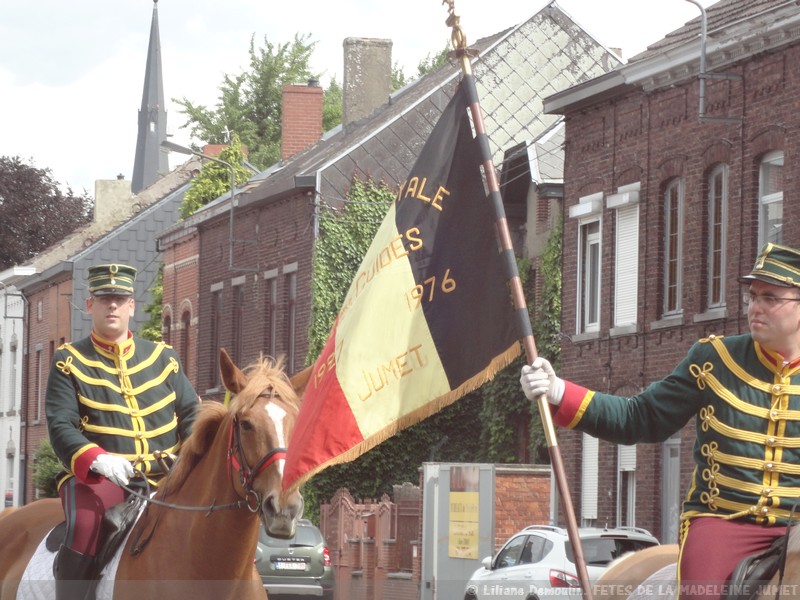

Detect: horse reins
124,392,288,515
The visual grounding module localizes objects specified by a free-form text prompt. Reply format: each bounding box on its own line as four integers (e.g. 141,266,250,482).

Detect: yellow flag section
336,201,453,431
283,81,521,493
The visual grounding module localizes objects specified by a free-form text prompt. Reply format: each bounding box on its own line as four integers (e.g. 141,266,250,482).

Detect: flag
283,82,521,493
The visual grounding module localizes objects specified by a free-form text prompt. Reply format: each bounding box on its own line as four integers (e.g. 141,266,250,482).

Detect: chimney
281,79,324,160
342,38,392,129
93,178,132,228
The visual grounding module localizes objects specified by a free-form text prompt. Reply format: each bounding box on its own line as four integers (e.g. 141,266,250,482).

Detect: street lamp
161,140,254,271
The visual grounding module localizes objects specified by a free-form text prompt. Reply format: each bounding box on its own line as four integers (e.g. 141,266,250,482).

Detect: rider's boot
54,545,95,600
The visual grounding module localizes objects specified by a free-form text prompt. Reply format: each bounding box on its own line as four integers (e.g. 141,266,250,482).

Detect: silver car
464,524,659,599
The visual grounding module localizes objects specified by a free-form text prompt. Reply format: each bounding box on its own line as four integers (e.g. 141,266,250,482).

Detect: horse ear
219,348,248,394
289,365,313,399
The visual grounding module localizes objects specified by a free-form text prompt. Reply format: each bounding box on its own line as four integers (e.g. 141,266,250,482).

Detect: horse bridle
227,392,288,511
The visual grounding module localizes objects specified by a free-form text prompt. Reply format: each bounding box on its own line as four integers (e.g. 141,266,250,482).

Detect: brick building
543,0,800,542
160,6,620,403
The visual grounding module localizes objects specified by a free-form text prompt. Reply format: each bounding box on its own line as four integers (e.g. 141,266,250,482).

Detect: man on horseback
520,243,800,600
45,263,199,600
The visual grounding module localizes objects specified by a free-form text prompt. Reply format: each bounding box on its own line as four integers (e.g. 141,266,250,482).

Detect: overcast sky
0,0,712,195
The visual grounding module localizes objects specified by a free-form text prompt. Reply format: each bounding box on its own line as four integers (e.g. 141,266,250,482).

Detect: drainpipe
685,0,741,124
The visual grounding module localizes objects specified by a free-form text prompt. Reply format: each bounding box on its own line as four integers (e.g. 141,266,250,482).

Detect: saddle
724,533,788,600
46,495,144,577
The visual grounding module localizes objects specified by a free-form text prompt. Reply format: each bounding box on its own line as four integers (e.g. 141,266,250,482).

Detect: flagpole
443,3,594,599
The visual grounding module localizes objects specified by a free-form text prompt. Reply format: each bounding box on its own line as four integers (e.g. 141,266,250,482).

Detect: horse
594,530,800,600
0,348,309,600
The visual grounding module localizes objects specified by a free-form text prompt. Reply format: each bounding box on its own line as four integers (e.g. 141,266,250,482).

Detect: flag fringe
286,341,521,494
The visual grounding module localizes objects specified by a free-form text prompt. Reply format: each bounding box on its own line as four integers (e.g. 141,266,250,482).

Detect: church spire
131,0,167,194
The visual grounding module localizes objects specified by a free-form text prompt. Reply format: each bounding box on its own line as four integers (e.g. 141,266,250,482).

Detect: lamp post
161,140,252,271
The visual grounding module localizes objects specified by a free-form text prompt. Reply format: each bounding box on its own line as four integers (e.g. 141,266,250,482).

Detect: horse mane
158,355,299,496
230,355,301,413
158,400,228,496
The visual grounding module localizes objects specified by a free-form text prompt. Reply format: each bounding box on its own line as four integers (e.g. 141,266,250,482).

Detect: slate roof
188,1,622,221
545,0,800,113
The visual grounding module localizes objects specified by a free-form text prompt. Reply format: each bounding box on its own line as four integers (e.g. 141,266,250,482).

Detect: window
232,280,245,365
581,432,598,525
607,184,640,329
162,314,171,346
180,310,191,376
10,335,18,413
285,268,297,373
664,179,684,315
579,220,601,333
759,151,783,247
34,348,43,422
708,165,728,307
264,271,278,358
209,288,223,388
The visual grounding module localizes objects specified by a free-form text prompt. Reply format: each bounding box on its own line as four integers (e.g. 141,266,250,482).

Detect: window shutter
614,205,639,327
618,444,636,471
581,433,598,521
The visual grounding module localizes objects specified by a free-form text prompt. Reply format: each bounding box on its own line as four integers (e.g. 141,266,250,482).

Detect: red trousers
59,476,127,556
679,517,786,600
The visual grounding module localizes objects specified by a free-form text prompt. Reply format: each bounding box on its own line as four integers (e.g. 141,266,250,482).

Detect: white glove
90,454,134,487
520,357,565,406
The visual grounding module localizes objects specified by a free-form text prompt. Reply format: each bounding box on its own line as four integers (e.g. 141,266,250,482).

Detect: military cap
739,243,800,288
87,263,137,296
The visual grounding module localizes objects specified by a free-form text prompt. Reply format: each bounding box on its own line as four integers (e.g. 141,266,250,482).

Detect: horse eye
240,419,254,432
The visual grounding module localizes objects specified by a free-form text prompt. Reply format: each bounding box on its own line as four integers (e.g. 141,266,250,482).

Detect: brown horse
595,533,800,600
593,544,679,600
0,349,309,600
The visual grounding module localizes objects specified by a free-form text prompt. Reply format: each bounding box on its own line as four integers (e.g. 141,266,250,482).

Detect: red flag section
283,82,520,493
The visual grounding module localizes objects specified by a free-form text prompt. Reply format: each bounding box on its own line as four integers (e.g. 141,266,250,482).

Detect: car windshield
565,537,656,566
260,526,320,548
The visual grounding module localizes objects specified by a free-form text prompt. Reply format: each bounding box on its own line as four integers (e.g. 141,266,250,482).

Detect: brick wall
557,40,800,539
282,83,323,160
196,194,316,396
23,278,73,503
161,230,200,389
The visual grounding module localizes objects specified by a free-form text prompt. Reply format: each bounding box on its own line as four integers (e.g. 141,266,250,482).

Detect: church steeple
131,0,167,194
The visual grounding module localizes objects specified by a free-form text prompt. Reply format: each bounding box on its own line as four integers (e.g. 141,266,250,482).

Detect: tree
32,439,61,498
174,34,317,170
0,156,93,270
179,134,252,219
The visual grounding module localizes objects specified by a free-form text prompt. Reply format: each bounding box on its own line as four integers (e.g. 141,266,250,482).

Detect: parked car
464,524,659,599
254,518,335,599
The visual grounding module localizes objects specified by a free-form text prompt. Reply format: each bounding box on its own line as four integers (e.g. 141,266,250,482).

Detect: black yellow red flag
283,81,520,492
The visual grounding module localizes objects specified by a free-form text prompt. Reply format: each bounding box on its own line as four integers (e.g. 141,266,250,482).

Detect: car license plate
274,560,307,571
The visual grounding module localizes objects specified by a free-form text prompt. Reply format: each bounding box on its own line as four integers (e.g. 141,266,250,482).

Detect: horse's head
219,348,309,539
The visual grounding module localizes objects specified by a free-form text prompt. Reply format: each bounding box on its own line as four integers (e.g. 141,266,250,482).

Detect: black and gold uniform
46,331,198,488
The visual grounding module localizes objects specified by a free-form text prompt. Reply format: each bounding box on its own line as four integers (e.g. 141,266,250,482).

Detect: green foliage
173,34,317,170
139,267,164,341
532,217,563,368
179,134,252,219
415,45,451,78
0,156,93,271
306,178,394,361
32,439,62,498
322,78,342,132
392,43,451,91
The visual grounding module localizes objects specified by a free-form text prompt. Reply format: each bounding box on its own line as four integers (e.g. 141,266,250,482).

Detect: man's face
86,294,135,342
746,280,800,356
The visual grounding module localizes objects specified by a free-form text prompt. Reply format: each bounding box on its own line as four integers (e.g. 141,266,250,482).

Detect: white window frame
607,184,640,330
707,165,728,308
758,151,784,248
571,193,603,335
663,179,684,316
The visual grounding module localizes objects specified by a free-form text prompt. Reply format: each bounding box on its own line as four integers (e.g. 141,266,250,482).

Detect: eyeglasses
743,292,800,309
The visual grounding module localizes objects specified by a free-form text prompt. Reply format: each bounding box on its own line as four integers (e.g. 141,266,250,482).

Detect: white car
463,524,659,600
